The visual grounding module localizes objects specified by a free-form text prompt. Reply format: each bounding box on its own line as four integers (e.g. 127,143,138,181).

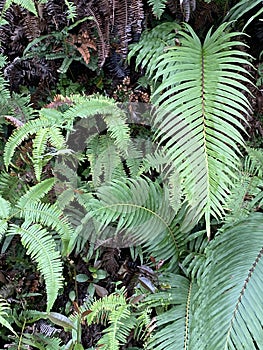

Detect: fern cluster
0,3,263,348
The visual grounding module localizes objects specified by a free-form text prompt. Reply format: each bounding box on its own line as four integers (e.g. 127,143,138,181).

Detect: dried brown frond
68,29,97,65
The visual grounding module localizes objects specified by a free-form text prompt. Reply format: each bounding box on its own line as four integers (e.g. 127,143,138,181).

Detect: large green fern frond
143,274,196,350
19,202,73,256
17,178,55,208
190,213,263,349
78,177,178,256
9,223,64,312
150,22,252,238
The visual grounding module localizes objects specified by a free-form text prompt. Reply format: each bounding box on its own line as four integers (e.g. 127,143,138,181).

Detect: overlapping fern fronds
4,94,130,181
134,22,253,238
190,213,263,349
0,178,72,312
225,0,263,29
86,288,136,350
224,147,263,223
128,21,181,85
9,223,64,312
144,274,196,350
75,177,179,255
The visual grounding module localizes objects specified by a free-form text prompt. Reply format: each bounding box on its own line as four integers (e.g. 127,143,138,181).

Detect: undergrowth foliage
0,1,263,349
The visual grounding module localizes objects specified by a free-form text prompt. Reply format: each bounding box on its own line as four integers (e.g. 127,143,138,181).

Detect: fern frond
86,135,126,188
17,178,55,208
0,171,27,203
0,72,11,102
224,148,263,223
8,93,37,122
63,94,130,153
64,0,77,22
86,288,136,350
190,213,263,349
83,177,177,251
3,0,38,16
0,196,11,241
20,202,73,256
0,297,17,336
3,118,51,169
128,21,181,81
225,0,263,29
9,223,63,312
246,146,263,177
151,22,252,238
144,274,196,350
147,0,167,18
33,128,50,182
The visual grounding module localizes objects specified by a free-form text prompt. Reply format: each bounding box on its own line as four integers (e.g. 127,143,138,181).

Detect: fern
9,223,63,312
19,201,73,256
147,0,167,18
63,94,131,153
86,288,136,350
32,128,50,182
4,94,131,182
225,0,263,29
0,297,17,336
3,0,39,16
224,149,263,224
17,178,55,207
64,0,77,22
78,177,177,250
86,135,126,188
145,274,196,350
128,21,181,83
190,213,263,349
0,196,11,241
4,118,53,170
145,22,252,238
0,171,27,204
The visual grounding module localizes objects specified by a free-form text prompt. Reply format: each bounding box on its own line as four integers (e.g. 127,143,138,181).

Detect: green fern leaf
3,118,51,169
20,202,74,256
128,21,181,80
191,213,263,349
9,223,64,312
63,95,130,152
0,196,11,241
145,274,196,350
83,177,177,250
33,128,50,182
147,0,167,18
3,0,38,16
151,22,252,238
86,288,135,350
0,171,27,204
0,298,17,336
225,0,263,29
17,178,55,208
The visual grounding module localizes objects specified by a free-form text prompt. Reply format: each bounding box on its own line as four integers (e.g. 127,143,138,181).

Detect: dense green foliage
0,0,263,349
